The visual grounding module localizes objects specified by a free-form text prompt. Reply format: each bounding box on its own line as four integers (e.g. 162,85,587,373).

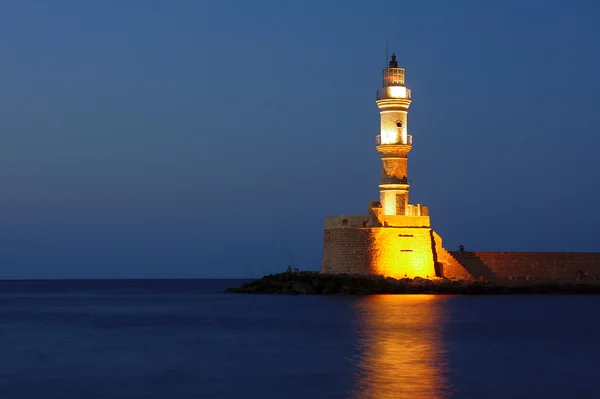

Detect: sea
1,279,599,399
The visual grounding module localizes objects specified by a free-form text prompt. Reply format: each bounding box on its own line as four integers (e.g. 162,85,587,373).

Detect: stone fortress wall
321,227,373,275
448,251,600,283
322,212,440,279
322,222,600,283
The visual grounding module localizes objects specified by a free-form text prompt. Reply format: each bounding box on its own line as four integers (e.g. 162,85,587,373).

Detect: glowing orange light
367,228,437,279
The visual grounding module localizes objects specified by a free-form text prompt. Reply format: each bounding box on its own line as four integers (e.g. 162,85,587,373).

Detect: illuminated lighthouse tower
321,53,442,279
376,54,416,216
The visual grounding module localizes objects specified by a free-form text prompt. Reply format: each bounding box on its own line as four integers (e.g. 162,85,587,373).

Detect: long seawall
449,252,600,282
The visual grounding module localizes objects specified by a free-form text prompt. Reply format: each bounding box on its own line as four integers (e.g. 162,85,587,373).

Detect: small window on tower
396,121,403,128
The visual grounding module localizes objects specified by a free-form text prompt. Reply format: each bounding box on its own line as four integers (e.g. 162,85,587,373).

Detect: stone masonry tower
321,53,447,279
376,54,413,216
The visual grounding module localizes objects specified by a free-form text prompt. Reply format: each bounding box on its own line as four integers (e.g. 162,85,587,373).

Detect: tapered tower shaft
375,54,413,216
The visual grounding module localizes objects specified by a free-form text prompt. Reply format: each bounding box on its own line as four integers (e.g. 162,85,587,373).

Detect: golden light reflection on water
349,295,452,399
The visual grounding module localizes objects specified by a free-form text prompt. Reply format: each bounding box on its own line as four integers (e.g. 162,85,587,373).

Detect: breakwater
226,271,600,295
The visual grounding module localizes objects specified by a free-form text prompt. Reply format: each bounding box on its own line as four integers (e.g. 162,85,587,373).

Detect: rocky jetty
226,271,600,295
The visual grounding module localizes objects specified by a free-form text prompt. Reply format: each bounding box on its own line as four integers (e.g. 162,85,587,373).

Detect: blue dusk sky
0,0,599,278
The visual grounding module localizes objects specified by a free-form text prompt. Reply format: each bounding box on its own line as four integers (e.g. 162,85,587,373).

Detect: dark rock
292,281,317,294
225,272,600,295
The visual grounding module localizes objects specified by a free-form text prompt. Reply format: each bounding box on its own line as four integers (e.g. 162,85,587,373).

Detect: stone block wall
432,232,472,280
468,252,600,282
321,223,600,283
368,227,436,279
381,215,430,228
321,227,437,279
324,215,370,229
321,228,372,275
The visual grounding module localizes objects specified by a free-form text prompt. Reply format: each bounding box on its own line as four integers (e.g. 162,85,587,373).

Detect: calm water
1,280,599,398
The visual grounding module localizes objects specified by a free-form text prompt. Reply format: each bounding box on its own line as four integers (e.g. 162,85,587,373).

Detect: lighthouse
321,53,442,279
317,52,600,283
376,53,414,216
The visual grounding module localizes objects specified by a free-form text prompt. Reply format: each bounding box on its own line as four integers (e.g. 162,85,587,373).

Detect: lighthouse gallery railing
376,135,412,145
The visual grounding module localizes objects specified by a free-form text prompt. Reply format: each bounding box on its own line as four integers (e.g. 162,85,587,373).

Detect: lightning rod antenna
385,42,388,67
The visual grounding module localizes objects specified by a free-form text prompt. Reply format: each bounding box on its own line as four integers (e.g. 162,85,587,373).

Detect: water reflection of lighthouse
349,295,452,399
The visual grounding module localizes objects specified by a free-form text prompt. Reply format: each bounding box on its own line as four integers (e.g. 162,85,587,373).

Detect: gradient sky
0,0,599,278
